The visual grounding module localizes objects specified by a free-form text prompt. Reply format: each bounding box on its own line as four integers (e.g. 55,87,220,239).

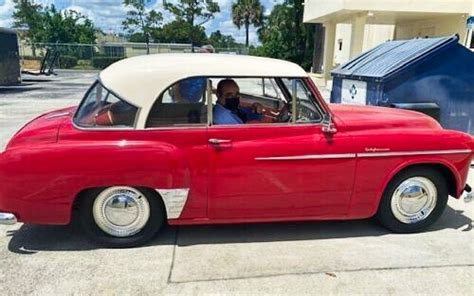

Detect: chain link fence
19,42,250,70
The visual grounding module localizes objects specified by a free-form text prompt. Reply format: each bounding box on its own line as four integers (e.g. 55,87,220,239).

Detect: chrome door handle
209,138,232,145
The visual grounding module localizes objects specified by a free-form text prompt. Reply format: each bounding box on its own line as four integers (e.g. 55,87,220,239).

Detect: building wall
395,16,468,41
333,24,394,66
304,0,472,22
363,24,395,50
305,0,473,81
334,24,352,66
324,15,464,72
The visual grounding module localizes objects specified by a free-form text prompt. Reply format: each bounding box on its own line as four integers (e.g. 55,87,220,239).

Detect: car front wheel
79,186,164,247
376,168,448,233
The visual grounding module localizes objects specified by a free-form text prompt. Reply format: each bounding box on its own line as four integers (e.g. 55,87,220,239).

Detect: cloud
0,0,283,45
66,0,127,33
0,0,14,27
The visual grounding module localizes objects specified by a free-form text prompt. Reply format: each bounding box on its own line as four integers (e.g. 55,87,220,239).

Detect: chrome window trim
71,120,141,132
147,75,307,128
145,124,207,131
208,77,326,128
47,111,72,119
209,122,324,129
280,78,325,125
142,76,324,128
72,79,141,131
207,78,213,126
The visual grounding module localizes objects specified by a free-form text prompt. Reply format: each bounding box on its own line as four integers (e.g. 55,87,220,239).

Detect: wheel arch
71,186,168,223
378,161,460,205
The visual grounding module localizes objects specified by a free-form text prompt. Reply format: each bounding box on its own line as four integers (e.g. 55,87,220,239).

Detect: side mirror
322,113,337,135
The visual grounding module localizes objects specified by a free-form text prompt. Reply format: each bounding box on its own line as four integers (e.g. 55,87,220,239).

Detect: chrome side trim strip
254,149,472,161
47,111,71,119
255,153,357,161
357,149,473,158
155,188,189,219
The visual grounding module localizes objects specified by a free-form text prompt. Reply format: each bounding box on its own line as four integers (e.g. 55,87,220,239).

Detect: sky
0,0,283,45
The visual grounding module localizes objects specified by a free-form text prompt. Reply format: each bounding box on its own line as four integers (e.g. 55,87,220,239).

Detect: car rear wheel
79,186,164,247
376,168,448,233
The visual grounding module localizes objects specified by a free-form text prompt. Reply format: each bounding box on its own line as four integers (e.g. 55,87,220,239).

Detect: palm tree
232,0,263,47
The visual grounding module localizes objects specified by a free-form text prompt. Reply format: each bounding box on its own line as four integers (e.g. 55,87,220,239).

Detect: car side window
146,77,208,127
211,77,290,126
283,78,323,123
74,82,138,128
234,78,282,100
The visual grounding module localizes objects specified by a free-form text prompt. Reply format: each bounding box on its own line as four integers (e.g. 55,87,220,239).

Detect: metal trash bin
389,102,440,122
330,35,474,134
0,27,21,86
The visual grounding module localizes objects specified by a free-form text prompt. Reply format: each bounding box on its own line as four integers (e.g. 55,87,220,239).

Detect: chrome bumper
0,212,17,225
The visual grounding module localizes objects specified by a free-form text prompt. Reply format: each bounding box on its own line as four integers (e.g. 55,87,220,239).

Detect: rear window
74,82,138,128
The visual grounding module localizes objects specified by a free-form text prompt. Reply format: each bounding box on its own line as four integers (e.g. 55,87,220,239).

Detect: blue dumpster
330,35,474,134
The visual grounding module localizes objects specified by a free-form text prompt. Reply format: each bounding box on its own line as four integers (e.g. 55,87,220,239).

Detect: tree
12,0,96,45
129,32,147,43
232,0,264,47
42,7,96,44
122,0,163,54
164,0,220,51
254,0,315,70
12,0,44,45
208,30,240,49
154,19,208,45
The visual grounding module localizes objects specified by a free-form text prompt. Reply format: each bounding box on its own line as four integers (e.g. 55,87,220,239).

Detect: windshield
74,81,138,128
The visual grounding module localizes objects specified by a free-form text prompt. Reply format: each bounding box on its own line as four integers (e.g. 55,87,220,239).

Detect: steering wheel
276,103,292,122
296,101,322,123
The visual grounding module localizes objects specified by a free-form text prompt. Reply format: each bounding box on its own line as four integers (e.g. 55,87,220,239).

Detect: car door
143,77,210,220
207,78,356,220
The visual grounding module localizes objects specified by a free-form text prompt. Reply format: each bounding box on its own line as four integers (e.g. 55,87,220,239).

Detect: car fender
0,139,191,224
370,156,466,215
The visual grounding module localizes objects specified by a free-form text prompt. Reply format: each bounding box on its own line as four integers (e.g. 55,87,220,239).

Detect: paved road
0,70,96,150
0,71,472,295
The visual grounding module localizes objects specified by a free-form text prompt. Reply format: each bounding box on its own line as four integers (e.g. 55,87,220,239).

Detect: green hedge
59,55,78,69
92,56,123,69
22,55,43,61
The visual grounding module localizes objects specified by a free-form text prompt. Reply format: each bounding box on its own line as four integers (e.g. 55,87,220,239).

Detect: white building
303,0,474,80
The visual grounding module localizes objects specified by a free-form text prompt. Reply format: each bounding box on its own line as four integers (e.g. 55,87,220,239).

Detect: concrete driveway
0,72,472,295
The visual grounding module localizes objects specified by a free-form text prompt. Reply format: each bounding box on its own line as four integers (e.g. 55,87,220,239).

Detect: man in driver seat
213,79,264,125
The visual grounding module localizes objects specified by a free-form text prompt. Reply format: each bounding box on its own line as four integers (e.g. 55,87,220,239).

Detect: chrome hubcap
93,187,150,237
391,177,437,224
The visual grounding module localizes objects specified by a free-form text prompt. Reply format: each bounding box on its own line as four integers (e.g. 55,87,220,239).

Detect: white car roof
99,53,308,119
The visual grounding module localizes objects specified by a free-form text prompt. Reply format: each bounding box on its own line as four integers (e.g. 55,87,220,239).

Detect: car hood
329,104,442,132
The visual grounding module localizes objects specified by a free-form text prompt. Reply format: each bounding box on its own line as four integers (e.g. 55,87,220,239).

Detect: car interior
145,77,322,128
75,77,323,129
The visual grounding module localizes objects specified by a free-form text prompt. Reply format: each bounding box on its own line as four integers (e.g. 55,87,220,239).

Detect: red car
1,54,473,247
